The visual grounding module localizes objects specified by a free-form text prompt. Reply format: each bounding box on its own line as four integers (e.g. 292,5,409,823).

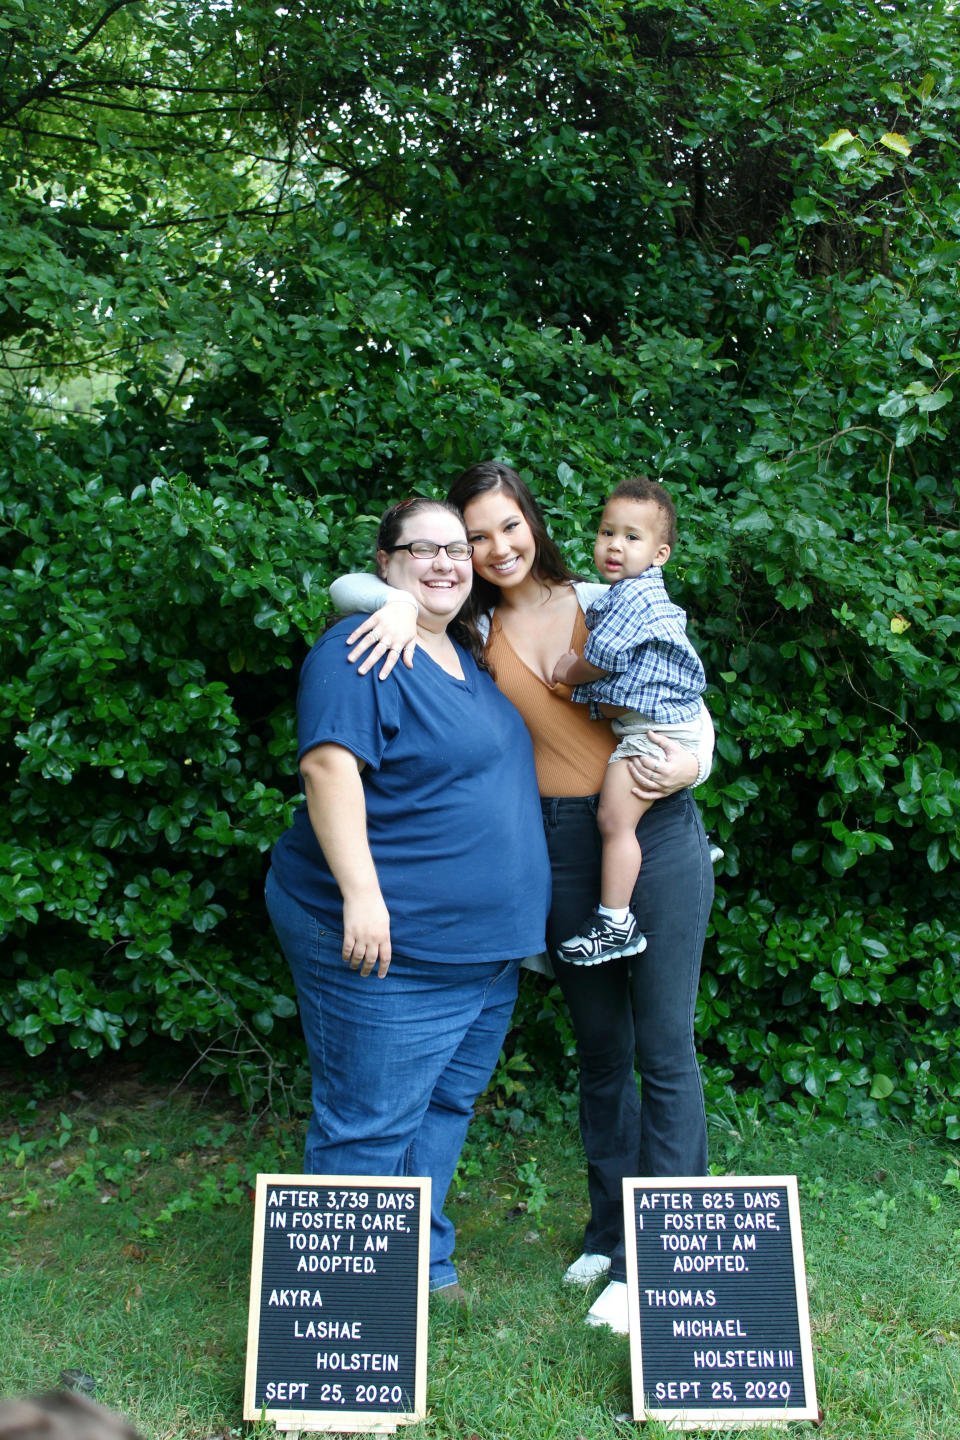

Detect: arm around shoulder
328,575,419,679
329,574,417,614
573,580,609,611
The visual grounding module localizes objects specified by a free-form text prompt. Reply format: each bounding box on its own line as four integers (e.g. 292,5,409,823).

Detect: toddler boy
551,476,711,965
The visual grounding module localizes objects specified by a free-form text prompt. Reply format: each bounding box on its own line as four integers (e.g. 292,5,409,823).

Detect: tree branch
0,0,142,121
68,0,143,58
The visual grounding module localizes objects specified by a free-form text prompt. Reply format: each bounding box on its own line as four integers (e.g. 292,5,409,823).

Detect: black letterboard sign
623,1175,818,1430
244,1173,430,1432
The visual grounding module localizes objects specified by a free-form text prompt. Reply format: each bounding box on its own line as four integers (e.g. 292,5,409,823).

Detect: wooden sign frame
244,1174,430,1434
623,1175,818,1430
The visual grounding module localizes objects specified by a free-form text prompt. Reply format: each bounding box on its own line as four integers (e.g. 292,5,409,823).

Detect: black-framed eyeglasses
385,540,474,560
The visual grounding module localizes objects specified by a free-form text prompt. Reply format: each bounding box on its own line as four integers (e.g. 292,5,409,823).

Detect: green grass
1,1066,958,1439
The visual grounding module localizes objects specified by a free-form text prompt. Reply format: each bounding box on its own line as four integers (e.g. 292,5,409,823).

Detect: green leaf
878,392,909,418
879,132,911,158
791,195,824,226
916,390,951,413
818,129,857,153
823,846,857,877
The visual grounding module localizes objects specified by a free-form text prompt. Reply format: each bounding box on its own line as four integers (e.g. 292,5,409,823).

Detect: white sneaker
562,1252,611,1286
585,1280,629,1334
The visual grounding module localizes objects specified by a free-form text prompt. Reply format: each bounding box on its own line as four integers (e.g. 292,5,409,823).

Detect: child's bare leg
556,759,651,966
596,758,652,910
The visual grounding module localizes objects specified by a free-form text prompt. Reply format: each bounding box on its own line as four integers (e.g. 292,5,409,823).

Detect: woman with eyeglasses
332,464,714,1335
265,497,551,1302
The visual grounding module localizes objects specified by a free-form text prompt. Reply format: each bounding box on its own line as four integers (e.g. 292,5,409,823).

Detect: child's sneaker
557,910,647,966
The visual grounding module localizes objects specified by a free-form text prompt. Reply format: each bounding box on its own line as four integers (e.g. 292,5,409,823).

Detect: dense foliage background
2,0,958,1133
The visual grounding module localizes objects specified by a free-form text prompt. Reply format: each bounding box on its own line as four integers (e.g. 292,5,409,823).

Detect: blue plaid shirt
571,568,706,723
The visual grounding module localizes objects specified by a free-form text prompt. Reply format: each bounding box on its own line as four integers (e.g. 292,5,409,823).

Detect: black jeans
542,787,713,1282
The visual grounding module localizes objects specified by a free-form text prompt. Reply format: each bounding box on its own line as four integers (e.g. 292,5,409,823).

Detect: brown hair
447,461,578,617
608,475,678,551
374,496,465,561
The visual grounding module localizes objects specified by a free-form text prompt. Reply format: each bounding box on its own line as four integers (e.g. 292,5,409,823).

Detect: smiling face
461,489,539,592
377,505,473,631
594,496,672,582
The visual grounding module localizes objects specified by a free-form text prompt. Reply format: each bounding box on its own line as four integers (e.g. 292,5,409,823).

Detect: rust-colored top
486,608,615,797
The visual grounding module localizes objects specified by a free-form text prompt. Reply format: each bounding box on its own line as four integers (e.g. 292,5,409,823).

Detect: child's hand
346,604,419,678
551,649,580,688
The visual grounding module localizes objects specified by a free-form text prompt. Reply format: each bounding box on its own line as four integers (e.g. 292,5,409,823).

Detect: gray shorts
608,709,708,768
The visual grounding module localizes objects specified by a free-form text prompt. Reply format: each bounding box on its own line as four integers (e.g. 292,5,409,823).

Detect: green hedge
2,0,958,1131
2,406,957,1132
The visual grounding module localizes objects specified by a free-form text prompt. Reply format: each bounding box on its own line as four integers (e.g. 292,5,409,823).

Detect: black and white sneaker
557,910,647,966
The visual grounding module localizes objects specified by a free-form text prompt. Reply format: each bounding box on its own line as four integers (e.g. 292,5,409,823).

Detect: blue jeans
542,787,713,1283
265,869,520,1290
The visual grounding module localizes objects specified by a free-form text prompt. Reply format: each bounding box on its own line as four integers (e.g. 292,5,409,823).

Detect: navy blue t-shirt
270,618,551,963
